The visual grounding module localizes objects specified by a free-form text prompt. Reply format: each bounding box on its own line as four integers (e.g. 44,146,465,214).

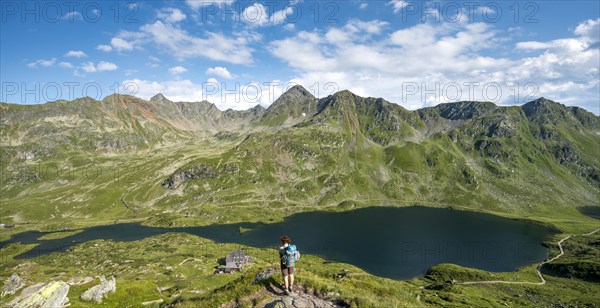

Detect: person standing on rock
279,235,297,294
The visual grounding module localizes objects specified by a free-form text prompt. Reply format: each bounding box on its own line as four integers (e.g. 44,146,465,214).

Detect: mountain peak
316,89,360,111
150,93,171,103
521,97,563,118
250,104,266,112
102,93,140,103
268,85,316,109
521,97,600,130
278,85,315,101
331,89,358,99
526,97,556,105
257,85,316,127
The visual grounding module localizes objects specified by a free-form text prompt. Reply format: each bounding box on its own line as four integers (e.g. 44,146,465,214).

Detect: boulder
67,276,94,286
2,274,25,296
265,293,341,308
80,276,116,303
253,267,277,283
8,281,70,308
142,298,164,306
17,283,46,298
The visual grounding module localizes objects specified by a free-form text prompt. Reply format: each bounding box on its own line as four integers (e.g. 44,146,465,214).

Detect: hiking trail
455,228,600,286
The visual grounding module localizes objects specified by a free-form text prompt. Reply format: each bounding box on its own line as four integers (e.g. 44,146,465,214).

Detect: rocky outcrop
8,281,70,308
434,101,497,120
80,276,116,303
2,274,25,296
253,267,277,283
162,165,218,189
264,293,343,308
553,143,580,165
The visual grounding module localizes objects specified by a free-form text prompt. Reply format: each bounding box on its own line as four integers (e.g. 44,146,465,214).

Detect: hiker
279,235,297,294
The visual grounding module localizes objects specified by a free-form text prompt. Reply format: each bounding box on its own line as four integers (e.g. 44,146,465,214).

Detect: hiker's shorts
281,265,294,276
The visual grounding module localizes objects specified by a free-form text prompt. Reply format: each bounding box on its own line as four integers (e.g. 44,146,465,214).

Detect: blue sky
1,0,599,114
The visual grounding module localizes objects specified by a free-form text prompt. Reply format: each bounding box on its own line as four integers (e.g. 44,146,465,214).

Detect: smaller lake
0,206,556,280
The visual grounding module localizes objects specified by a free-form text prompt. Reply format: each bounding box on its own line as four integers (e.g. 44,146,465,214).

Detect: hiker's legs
289,274,294,288
283,274,289,289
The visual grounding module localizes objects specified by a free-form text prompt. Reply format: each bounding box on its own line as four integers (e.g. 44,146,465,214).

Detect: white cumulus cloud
186,0,235,10
574,18,600,43
81,62,97,73
65,50,87,58
516,41,553,50
346,19,389,35
58,62,74,68
101,13,255,63
242,3,294,27
169,66,188,75
137,21,254,63
27,58,56,68
206,66,233,79
97,61,118,71
158,7,187,23
80,61,118,73
111,37,135,51
96,45,113,52
62,11,82,21
388,0,408,13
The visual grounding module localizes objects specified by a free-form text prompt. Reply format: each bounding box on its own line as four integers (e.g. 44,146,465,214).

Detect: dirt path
455,228,600,286
120,190,132,211
119,188,143,214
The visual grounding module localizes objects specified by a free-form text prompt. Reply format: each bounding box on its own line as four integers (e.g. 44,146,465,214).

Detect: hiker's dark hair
281,235,291,244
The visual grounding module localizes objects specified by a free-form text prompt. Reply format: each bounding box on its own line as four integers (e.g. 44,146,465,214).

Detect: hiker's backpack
285,245,300,266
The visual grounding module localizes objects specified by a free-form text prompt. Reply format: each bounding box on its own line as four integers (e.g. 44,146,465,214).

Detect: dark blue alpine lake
0,206,556,279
